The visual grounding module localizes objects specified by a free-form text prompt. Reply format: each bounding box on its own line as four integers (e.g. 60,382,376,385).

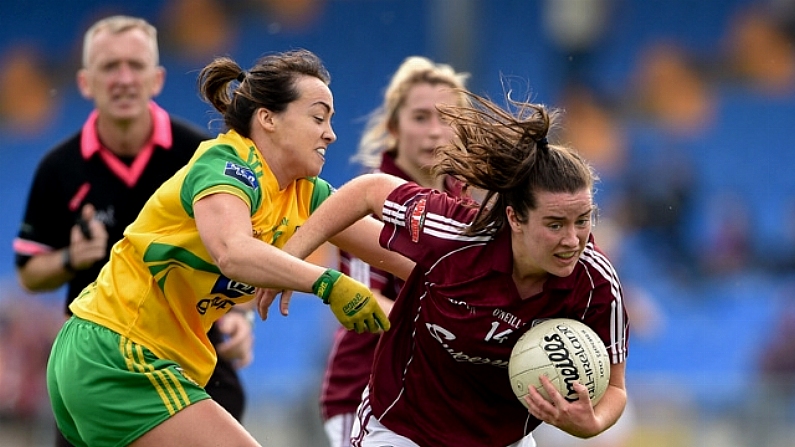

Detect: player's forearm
330,218,414,281
215,235,325,292
282,181,379,261
590,383,627,437
195,193,325,290
17,250,73,291
579,360,628,437
283,173,405,260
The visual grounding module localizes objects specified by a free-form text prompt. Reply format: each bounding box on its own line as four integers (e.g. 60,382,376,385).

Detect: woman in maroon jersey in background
319,56,470,447
262,90,629,447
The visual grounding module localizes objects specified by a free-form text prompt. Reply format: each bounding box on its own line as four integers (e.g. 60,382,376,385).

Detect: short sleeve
180,144,262,217
380,183,483,267
308,177,335,213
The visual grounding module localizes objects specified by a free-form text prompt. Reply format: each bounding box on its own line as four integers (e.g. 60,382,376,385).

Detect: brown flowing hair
433,91,598,235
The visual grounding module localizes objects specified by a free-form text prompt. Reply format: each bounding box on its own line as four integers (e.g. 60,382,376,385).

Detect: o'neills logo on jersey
408,198,427,243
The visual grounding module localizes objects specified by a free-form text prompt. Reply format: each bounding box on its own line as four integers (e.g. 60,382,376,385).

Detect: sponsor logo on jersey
197,276,255,314
224,162,259,189
426,323,509,367
408,198,427,243
94,206,116,228
492,308,523,329
197,296,235,314
211,276,256,298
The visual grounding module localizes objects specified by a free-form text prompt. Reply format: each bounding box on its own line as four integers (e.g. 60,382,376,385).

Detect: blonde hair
352,56,470,169
82,15,159,68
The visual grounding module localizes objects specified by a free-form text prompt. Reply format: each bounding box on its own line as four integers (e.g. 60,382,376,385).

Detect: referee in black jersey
12,15,253,447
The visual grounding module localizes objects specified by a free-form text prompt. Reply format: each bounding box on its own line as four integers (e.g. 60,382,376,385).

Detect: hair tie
537,137,549,149
237,71,247,82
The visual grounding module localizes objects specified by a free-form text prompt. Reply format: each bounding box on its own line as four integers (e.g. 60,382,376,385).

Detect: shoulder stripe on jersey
582,244,621,299
383,198,494,242
423,225,493,242
578,243,627,364
382,205,404,222
424,212,471,231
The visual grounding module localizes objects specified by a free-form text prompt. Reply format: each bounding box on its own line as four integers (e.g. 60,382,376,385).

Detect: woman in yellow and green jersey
46,49,409,447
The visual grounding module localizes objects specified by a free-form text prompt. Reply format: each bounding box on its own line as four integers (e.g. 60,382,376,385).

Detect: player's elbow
213,243,250,281
213,249,237,277
16,273,36,292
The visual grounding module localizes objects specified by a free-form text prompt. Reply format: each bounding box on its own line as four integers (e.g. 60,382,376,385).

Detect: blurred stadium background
2,0,795,446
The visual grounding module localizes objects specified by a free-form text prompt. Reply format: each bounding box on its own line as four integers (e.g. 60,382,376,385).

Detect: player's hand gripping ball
508,318,610,408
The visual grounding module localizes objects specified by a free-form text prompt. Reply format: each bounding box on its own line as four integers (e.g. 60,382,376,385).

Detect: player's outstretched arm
331,217,414,281
195,192,388,333
254,173,408,326
195,192,325,292
285,173,407,261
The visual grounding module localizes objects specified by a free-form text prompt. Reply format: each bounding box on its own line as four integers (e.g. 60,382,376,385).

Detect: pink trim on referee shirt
68,182,91,212
79,101,173,188
13,238,53,256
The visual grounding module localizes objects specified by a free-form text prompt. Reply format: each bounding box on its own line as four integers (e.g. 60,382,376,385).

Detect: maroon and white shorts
324,413,356,447
350,386,536,447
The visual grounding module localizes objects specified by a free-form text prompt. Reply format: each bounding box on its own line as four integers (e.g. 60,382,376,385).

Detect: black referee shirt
15,107,209,314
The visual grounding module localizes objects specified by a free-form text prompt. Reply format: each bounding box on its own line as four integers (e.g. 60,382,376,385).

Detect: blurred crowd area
2,0,795,446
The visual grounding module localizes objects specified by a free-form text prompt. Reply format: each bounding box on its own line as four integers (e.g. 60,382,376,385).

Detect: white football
508,318,610,408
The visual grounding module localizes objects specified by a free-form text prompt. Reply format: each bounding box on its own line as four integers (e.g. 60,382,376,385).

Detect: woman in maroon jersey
262,91,629,447
319,56,470,447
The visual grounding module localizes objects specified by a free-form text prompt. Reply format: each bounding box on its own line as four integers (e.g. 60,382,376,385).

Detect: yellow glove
312,269,390,334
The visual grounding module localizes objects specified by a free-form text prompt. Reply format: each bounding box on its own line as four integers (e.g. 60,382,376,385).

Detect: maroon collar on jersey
378,151,413,181
378,151,466,197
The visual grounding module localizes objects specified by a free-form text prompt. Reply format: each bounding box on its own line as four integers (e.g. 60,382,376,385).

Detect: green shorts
47,316,211,447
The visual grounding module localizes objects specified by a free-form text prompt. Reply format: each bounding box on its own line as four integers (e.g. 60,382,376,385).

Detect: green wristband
312,269,342,304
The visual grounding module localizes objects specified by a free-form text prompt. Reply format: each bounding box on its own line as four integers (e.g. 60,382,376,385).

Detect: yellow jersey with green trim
70,130,333,386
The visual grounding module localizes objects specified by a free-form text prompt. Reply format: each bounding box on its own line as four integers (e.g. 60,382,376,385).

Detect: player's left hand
216,310,255,369
524,375,600,438
312,269,390,334
255,287,294,320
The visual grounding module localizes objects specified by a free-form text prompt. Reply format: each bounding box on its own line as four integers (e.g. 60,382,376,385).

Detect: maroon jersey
320,255,401,421
320,152,465,421
368,183,629,447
